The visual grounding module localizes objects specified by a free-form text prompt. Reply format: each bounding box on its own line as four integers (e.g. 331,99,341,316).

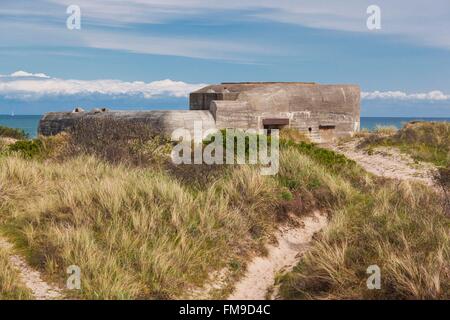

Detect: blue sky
0,0,450,116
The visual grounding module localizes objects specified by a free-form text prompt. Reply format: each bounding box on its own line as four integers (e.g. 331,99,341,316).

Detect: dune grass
373,125,398,136
0,122,448,300
279,128,450,299
0,154,284,299
0,130,354,299
360,122,450,167
279,178,449,299
0,125,28,140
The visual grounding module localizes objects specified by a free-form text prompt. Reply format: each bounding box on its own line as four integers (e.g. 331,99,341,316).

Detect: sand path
0,238,63,300
227,139,437,300
329,139,435,186
228,211,327,300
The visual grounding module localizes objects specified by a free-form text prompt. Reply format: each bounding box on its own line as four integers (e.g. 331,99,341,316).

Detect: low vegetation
279,122,450,299
0,122,448,300
434,167,450,216
0,156,284,299
0,247,33,300
0,126,28,140
0,125,28,140
0,123,285,299
359,122,450,167
279,170,449,299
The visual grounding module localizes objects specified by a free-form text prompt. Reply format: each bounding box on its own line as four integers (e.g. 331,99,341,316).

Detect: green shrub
0,126,28,140
7,140,43,159
282,141,355,169
281,190,294,201
203,129,277,163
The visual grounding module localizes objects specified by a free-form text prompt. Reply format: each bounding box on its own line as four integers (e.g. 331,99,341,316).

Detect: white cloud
0,71,206,100
1,71,448,103
9,71,50,78
362,90,450,101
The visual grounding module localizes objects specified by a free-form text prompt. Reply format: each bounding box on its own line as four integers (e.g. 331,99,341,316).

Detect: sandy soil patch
329,139,436,186
228,211,327,300
0,238,63,300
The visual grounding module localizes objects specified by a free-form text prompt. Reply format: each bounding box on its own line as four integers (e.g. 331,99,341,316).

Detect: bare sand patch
228,211,327,300
0,238,63,300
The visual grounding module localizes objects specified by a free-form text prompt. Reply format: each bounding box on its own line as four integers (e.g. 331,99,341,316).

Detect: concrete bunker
39,82,360,143
191,82,360,142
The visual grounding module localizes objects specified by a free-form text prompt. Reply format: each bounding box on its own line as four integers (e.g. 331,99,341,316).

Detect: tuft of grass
280,128,310,143
0,139,6,154
353,128,371,139
281,140,372,190
0,135,352,300
0,125,28,140
277,147,357,211
373,125,398,136
282,141,355,169
1,134,73,160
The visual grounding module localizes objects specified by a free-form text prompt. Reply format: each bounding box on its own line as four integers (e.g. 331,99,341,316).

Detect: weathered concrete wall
39,82,360,143
190,92,239,110
191,82,360,142
210,101,250,130
39,110,216,137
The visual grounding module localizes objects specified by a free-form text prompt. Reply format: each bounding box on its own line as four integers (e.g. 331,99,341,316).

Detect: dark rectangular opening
319,125,336,130
263,118,290,126
263,118,289,134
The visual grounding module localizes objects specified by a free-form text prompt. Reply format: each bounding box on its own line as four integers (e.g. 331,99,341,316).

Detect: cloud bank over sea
0,71,206,100
0,71,449,116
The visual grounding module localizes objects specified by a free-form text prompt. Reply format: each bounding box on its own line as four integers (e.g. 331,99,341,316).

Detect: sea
0,115,449,138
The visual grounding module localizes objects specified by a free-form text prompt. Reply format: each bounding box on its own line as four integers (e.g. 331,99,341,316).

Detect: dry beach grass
0,123,448,300
0,156,281,299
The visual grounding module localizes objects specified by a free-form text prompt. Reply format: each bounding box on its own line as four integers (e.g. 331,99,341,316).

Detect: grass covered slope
0,122,448,300
0,124,358,299
360,122,450,167
279,122,450,300
0,156,281,299
279,178,448,299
